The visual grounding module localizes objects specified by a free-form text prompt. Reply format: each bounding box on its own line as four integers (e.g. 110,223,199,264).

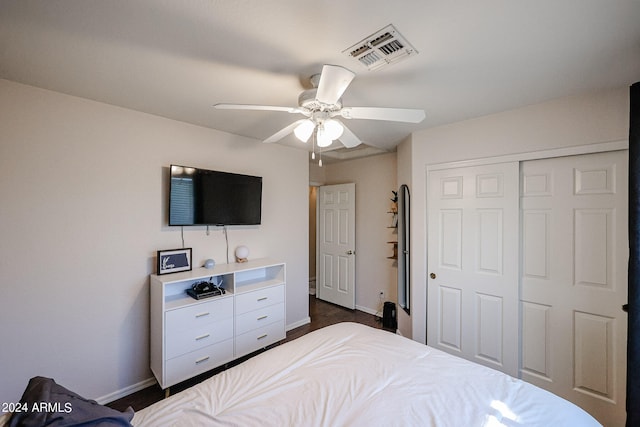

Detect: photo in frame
157,248,192,275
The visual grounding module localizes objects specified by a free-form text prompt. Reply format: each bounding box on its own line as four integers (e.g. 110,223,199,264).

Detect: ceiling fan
214,64,426,152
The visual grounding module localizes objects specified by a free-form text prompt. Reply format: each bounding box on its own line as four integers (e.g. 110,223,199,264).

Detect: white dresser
150,258,286,390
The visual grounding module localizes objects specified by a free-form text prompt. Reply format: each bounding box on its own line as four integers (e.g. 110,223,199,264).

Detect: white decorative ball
235,245,249,261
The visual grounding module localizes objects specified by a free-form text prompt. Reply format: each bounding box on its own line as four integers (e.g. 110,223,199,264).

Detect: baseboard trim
356,304,381,318
286,316,311,331
96,377,157,405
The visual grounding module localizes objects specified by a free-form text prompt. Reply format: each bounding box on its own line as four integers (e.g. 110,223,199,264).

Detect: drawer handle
257,297,268,302
257,315,268,321
195,312,210,318
257,334,268,340
195,333,210,341
195,356,210,364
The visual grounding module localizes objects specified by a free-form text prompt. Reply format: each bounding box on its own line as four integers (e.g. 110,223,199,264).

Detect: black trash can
382,301,397,329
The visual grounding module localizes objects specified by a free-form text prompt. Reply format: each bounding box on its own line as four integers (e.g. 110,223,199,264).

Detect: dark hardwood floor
107,295,386,412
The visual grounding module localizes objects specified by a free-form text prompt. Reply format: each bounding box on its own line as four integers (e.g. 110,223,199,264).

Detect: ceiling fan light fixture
216,62,420,151
316,126,333,148
323,119,344,140
294,119,315,142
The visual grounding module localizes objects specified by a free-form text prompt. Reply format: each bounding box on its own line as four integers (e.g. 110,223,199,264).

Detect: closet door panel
520,151,627,426
427,162,519,376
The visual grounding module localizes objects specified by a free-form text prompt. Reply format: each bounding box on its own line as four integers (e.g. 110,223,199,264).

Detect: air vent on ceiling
343,24,418,71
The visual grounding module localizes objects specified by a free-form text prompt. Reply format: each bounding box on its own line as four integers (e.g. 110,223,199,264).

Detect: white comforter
132,322,600,426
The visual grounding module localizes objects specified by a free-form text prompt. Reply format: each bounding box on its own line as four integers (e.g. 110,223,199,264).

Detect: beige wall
400,87,630,343
323,153,398,315
0,79,309,404
396,136,412,337
309,162,326,184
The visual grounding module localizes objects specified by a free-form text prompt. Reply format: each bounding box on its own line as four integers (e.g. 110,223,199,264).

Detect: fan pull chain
312,128,320,166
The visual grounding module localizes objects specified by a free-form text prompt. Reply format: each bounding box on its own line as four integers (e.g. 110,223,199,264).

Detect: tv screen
169,165,262,226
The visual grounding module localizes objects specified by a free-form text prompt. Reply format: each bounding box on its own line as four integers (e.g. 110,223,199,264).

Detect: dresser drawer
166,316,233,359
235,302,284,335
235,319,285,357
166,297,233,335
235,285,284,315
165,339,234,387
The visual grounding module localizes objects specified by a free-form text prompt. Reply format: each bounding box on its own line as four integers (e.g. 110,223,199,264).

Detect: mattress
132,322,600,426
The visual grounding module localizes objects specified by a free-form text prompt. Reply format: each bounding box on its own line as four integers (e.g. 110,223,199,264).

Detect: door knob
430,273,436,279
346,250,355,255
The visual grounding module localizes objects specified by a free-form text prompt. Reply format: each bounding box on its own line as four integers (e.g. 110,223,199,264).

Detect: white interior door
427,162,519,376
317,183,356,309
520,150,627,426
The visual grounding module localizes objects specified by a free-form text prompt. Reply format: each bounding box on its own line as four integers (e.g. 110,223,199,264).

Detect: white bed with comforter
132,322,600,426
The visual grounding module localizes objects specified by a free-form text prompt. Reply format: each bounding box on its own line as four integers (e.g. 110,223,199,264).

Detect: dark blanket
8,377,134,427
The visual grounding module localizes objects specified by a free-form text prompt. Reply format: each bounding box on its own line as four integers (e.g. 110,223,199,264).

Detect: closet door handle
430,273,436,279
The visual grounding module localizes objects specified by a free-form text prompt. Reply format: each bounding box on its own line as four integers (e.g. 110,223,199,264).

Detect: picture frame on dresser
157,248,192,275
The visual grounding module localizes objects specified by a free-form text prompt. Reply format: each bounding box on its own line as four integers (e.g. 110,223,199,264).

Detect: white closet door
427,162,519,376
520,150,627,426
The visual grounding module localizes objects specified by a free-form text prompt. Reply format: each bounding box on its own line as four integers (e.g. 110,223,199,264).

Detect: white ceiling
1,0,639,159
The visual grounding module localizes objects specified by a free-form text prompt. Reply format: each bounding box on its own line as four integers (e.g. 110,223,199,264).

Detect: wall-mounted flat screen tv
169,164,262,226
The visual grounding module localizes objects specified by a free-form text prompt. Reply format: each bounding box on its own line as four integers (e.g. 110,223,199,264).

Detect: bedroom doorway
317,183,356,309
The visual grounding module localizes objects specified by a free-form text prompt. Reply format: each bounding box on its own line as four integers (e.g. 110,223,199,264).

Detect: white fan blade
214,103,305,115
339,107,425,123
337,122,362,148
263,120,307,143
315,65,356,105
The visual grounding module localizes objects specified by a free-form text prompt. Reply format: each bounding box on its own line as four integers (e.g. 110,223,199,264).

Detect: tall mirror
398,184,410,314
